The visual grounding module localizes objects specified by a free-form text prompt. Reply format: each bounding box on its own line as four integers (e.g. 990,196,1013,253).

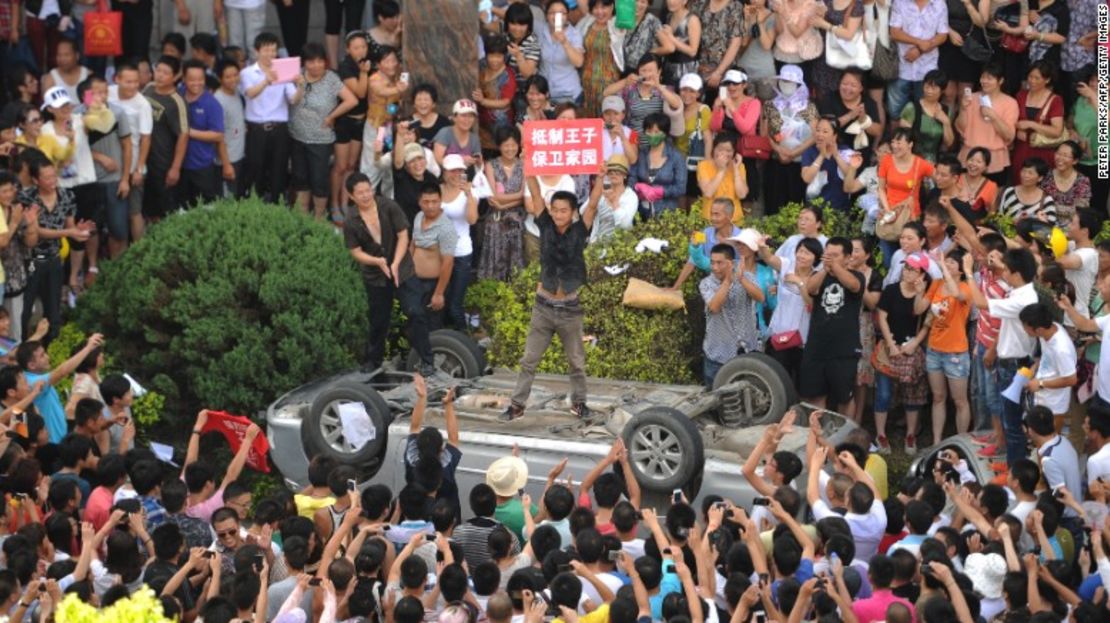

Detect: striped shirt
453,516,520,569
619,84,667,146
998,186,1057,224
975,267,1008,348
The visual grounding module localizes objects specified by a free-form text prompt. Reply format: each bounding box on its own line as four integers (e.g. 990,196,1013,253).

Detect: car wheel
406,330,486,378
621,407,705,493
712,354,792,426
303,383,391,467
745,352,798,407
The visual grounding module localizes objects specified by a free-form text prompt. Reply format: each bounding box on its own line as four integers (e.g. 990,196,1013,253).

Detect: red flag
200,411,271,473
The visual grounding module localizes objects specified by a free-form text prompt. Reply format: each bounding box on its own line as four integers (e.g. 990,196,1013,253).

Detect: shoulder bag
961,26,993,62
825,27,873,70
875,158,919,241
1029,94,1066,149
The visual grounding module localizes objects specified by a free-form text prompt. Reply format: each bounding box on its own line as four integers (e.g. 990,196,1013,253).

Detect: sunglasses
216,528,238,538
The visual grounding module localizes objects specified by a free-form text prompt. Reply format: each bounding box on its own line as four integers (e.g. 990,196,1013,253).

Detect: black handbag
962,26,993,63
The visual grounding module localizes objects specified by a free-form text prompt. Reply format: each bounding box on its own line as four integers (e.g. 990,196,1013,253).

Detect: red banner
201,411,271,473
522,119,605,176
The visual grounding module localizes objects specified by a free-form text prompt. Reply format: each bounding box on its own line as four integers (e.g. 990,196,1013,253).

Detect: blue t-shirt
180,89,224,171
801,146,851,212
649,563,684,620
25,371,65,444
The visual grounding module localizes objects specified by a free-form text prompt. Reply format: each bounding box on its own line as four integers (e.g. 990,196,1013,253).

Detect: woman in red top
1010,61,1065,185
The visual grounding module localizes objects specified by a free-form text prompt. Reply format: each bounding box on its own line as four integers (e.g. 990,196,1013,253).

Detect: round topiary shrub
76,199,368,425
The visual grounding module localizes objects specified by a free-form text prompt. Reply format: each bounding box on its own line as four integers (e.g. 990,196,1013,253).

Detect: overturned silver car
265,330,858,507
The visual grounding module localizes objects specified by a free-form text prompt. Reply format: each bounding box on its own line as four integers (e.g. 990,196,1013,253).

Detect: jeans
704,358,724,388
878,239,899,271
886,79,924,123
998,357,1030,466
414,277,445,331
361,277,432,369
226,6,266,55
511,297,587,406
971,342,1002,431
23,256,62,345
874,372,926,413
446,254,471,331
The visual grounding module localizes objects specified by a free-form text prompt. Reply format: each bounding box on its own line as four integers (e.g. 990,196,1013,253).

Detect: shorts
798,355,858,406
72,183,104,226
127,178,144,216
291,140,332,198
335,116,364,143
925,348,971,379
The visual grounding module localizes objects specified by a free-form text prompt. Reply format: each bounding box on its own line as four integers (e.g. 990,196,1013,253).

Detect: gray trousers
511,297,587,406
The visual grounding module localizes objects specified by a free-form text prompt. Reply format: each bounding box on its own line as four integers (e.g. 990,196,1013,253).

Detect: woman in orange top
956,61,1018,185
696,137,748,223
959,147,999,218
877,128,934,221
924,247,973,446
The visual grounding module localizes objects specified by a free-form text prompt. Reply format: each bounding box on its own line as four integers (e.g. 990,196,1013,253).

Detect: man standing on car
699,240,764,387
798,237,864,415
500,180,598,422
410,183,456,328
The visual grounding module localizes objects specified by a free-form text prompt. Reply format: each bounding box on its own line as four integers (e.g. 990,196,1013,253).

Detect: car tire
302,383,391,468
406,330,486,378
712,354,792,426
621,407,705,494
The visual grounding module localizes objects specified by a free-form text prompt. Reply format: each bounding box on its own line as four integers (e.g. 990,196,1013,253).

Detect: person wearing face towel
762,65,818,215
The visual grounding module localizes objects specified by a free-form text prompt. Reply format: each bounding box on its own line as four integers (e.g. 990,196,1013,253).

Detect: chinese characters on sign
523,119,605,176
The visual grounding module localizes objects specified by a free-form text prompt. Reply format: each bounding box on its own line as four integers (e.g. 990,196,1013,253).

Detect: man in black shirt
142,55,189,220
501,180,598,422
343,173,434,374
799,236,864,415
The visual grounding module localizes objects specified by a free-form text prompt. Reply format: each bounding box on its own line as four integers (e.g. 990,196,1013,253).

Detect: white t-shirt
812,498,887,562
108,86,153,174
767,256,812,341
45,116,97,188
987,282,1039,359
579,571,623,604
620,538,645,560
440,191,474,257
1065,247,1099,321
1097,315,1110,402
523,175,576,237
1034,325,1077,414
1089,442,1110,485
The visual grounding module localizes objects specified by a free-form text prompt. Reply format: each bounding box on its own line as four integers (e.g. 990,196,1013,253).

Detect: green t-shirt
900,102,945,163
1074,98,1100,167
495,498,539,544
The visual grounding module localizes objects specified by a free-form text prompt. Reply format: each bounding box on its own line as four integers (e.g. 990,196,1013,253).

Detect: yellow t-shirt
555,603,609,623
697,159,747,224
0,214,9,283
294,493,335,519
865,453,889,501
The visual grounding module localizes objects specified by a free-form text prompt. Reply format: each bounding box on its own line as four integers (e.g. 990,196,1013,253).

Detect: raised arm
184,409,210,471
742,423,782,497
47,333,103,386
220,423,262,490
444,387,459,447
409,374,427,434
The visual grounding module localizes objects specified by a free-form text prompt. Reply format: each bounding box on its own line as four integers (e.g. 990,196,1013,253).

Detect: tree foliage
76,199,368,423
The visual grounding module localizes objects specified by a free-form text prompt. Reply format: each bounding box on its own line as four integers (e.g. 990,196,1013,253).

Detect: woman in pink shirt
956,61,1018,186
709,69,761,137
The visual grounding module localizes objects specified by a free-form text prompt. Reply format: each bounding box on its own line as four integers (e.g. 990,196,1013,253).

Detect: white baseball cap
41,86,73,111
728,228,762,251
721,70,749,85
442,154,467,170
452,99,478,116
678,73,703,92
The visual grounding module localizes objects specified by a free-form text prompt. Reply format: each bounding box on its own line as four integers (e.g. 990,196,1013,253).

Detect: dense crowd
0,0,1105,622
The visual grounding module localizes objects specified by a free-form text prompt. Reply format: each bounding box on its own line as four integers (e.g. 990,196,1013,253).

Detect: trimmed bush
76,199,368,424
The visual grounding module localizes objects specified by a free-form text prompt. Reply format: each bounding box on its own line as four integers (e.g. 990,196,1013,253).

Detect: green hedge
466,201,866,385
75,199,368,425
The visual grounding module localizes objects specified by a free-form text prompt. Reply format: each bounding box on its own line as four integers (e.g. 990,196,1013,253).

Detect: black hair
472,561,500,596
74,398,104,431
549,190,577,211
905,500,934,534
155,55,181,76
1028,59,1058,87
253,32,281,50
710,242,736,260
797,237,825,261
1023,405,1056,436
966,146,992,168
923,69,949,89
642,112,670,136
1022,157,1050,179
890,127,915,145
161,32,187,56
190,32,218,56
1011,458,1041,494
772,451,803,485
980,484,1010,519
151,523,184,561
301,42,327,63
129,459,163,496
181,58,208,77
1003,248,1038,283
1019,302,1056,331
58,433,94,469
493,125,522,150
611,500,638,533
412,83,438,103
483,33,510,56
505,3,535,37
400,555,427,589
99,374,131,407
981,61,1005,80
373,0,400,18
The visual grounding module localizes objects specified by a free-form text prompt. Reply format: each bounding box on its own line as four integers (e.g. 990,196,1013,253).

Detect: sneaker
84,266,99,287
904,435,916,454
499,403,524,422
876,435,891,454
418,363,438,378
970,432,994,445
572,402,592,420
989,461,1009,473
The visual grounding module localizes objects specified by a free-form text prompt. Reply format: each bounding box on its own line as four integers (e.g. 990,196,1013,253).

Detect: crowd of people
0,0,1105,622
